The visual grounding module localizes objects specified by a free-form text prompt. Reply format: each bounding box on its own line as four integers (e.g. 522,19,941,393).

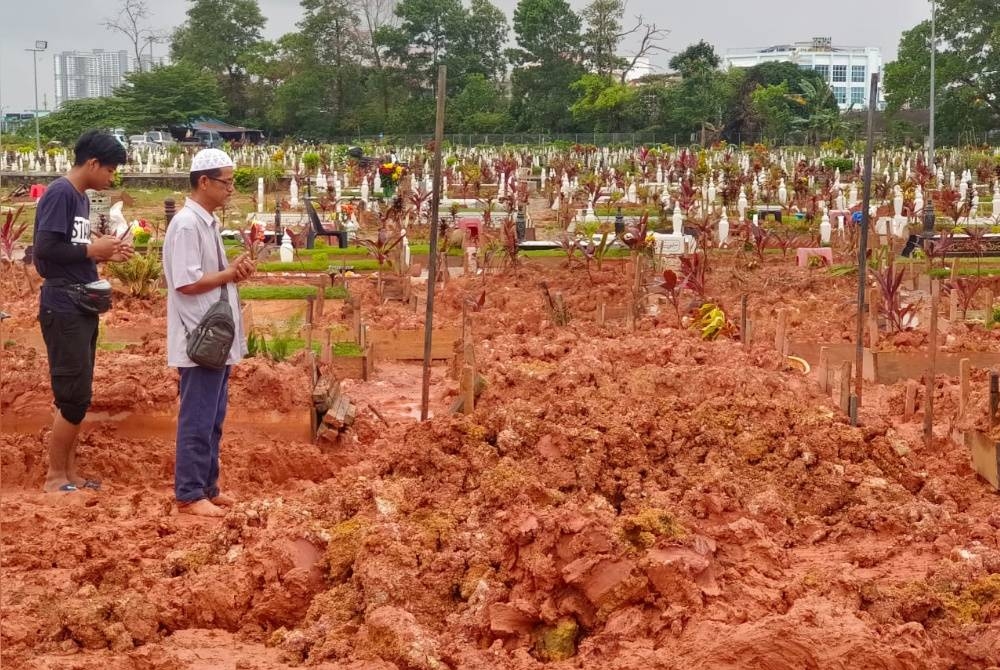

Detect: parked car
144,130,175,146
109,128,128,148
129,134,151,148
193,130,224,148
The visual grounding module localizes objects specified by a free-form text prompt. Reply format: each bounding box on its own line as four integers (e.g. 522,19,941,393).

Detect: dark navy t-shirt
33,177,98,313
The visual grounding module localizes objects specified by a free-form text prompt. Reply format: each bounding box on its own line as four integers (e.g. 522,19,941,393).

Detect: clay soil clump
2,256,1000,670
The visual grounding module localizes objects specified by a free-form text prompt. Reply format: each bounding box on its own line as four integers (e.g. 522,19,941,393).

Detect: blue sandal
57,483,79,492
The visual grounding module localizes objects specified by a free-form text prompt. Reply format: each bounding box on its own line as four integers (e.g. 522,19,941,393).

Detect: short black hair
73,130,127,167
190,168,223,189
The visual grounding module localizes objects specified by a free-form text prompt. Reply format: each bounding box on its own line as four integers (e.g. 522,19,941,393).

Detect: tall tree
508,0,584,131
580,0,668,83
383,0,465,90
356,0,399,121
569,73,637,131
884,11,996,139
581,0,626,79
450,0,509,85
38,98,131,144
722,60,834,143
669,40,719,78
659,41,731,141
102,0,160,67
298,0,364,125
170,0,267,121
114,63,227,129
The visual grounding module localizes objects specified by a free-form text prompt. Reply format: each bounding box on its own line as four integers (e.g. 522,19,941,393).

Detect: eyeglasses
206,176,235,188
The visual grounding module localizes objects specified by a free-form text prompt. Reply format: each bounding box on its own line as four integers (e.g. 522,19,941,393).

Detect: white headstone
257,177,265,213
820,209,831,245
279,231,294,263
718,209,729,246
290,177,299,209
672,206,683,236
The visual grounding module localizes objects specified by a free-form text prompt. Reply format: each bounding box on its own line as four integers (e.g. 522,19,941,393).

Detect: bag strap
212,225,229,303
176,206,231,337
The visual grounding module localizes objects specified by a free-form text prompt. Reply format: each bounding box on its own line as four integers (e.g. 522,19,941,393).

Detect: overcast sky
0,0,931,114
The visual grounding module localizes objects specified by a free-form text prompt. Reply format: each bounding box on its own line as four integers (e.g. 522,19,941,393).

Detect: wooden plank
871,351,1000,384
774,310,787,355
371,327,460,361
925,280,940,447
959,358,970,416
322,330,332,364
964,430,1000,490
329,356,365,379
904,380,918,422
839,361,852,414
462,365,475,414
818,346,830,394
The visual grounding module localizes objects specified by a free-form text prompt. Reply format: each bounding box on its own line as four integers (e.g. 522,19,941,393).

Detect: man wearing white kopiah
163,148,255,518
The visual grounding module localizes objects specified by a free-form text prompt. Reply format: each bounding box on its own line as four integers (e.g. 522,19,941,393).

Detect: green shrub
302,151,321,172
233,165,285,193
822,157,855,171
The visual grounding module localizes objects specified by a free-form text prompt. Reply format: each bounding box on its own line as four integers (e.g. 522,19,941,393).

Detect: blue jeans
175,365,230,503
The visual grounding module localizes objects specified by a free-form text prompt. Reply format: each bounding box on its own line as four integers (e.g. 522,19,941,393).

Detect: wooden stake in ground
852,70,879,426
924,280,940,447
818,346,830,394
986,289,995,327
904,379,918,422
740,295,748,348
839,361,852,414
315,277,326,317
959,357,970,416
322,329,332,364
0,311,8,433
868,286,880,348
305,295,315,327
774,310,787,356
420,65,447,422
461,365,475,414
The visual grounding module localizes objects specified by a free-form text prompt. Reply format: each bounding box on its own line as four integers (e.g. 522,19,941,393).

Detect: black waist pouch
45,279,113,315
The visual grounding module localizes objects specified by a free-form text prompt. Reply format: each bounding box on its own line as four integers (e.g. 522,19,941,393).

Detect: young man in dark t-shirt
33,130,131,492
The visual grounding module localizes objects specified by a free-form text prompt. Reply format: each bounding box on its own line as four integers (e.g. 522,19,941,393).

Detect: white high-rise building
53,49,131,107
724,37,883,110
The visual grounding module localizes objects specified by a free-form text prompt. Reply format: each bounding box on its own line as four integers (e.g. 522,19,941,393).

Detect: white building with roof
724,37,883,110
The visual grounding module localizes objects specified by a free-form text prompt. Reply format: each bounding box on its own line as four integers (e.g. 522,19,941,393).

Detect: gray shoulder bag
182,229,236,369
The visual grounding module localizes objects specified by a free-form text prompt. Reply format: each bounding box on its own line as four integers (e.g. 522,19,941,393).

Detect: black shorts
39,308,98,423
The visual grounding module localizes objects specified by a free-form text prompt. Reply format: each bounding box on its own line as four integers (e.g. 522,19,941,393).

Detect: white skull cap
190,148,235,172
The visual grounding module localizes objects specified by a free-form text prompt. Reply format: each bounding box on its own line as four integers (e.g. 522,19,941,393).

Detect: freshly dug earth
2,257,1000,670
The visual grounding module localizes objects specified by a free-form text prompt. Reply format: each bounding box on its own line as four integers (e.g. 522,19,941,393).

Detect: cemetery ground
2,171,1000,669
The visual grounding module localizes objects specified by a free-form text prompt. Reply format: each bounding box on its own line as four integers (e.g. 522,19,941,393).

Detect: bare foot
210,493,236,507
43,481,78,493
178,499,225,517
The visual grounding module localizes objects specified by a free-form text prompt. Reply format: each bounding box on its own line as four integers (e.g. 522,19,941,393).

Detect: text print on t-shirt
71,216,92,245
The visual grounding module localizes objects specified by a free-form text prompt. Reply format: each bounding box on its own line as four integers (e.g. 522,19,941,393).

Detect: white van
145,130,175,146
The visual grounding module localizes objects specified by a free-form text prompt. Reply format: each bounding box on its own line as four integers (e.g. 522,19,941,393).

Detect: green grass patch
97,341,129,351
258,259,381,272
332,341,363,357
522,247,631,258
929,266,1000,279
239,285,348,300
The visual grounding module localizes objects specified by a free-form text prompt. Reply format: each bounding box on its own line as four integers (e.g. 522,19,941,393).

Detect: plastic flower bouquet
378,162,406,198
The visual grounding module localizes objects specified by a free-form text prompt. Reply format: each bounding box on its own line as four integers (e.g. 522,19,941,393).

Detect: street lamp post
923,0,936,235
25,40,48,153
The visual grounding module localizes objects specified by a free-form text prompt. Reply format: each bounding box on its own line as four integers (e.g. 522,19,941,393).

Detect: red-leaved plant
1,205,28,263
870,263,918,333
